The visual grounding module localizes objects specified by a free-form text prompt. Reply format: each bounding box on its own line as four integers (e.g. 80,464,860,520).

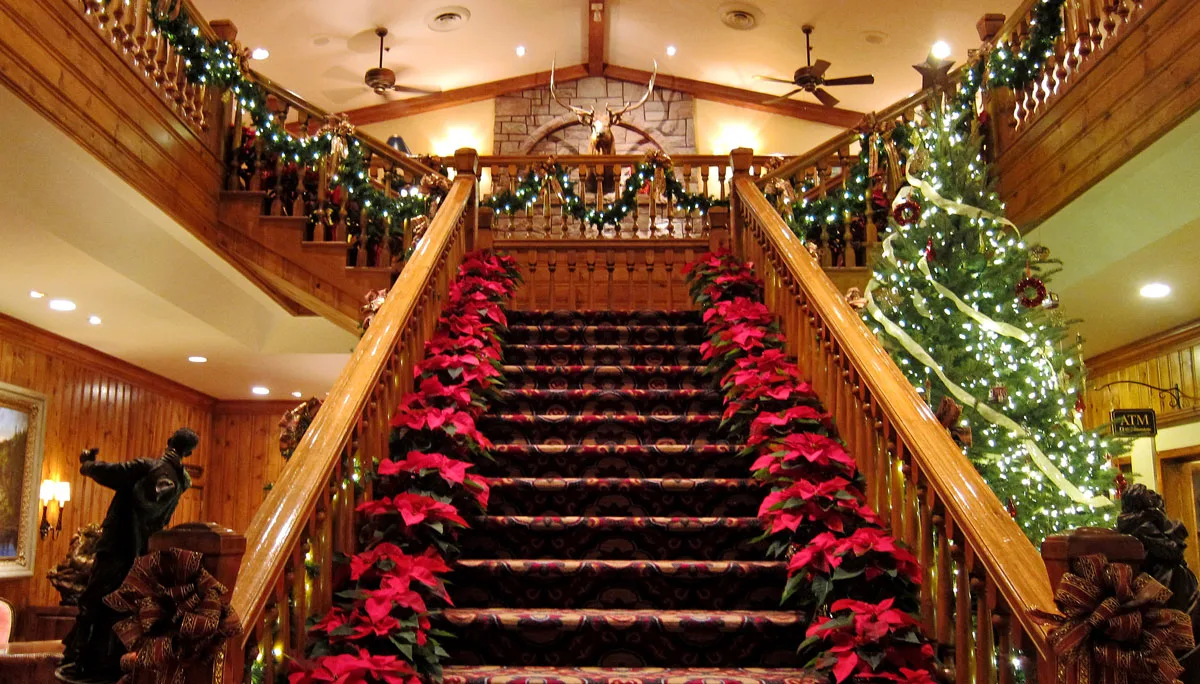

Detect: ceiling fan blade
810,59,831,78
813,87,840,107
322,87,371,104
823,75,876,87
322,65,364,84
754,75,798,85
764,89,804,104
392,84,441,95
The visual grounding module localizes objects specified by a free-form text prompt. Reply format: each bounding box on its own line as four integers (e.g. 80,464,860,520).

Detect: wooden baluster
586,250,597,309
547,251,558,309
953,538,972,684
917,482,936,635
605,251,617,310
642,250,656,310
527,250,538,309
663,249,675,310
933,513,953,657
567,252,578,310
890,442,905,535
994,600,1015,684
626,250,637,309
973,572,994,684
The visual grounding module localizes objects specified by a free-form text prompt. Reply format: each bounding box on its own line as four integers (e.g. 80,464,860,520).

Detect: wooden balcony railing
731,155,1062,683
215,154,479,683
79,0,213,133
453,154,779,241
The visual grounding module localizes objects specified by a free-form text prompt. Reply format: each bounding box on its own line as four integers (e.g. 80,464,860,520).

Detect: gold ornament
1028,245,1051,262
316,113,356,179
845,287,867,310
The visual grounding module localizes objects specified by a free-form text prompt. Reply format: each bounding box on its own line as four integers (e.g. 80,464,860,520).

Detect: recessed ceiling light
666,45,677,57
291,391,303,398
188,356,208,364
49,299,76,311
426,6,470,32
1140,282,1171,299
515,45,526,57
30,290,45,299
251,47,270,60
251,386,271,396
930,40,952,60
88,315,102,325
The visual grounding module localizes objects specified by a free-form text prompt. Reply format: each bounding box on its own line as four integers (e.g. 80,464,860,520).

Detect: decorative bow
317,113,357,180
1034,554,1193,684
641,149,672,170
104,548,241,684
360,288,389,333
279,397,324,460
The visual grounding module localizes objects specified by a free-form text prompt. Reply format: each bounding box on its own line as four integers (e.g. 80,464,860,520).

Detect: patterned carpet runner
441,310,809,684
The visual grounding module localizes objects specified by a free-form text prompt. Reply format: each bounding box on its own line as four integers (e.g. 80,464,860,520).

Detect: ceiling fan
756,25,875,107
363,27,439,97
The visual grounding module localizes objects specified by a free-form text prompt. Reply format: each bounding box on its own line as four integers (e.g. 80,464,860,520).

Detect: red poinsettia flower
840,528,921,583
880,669,939,684
365,571,428,616
349,544,451,589
758,478,860,533
759,432,858,477
289,648,420,684
748,406,832,445
389,397,491,446
829,597,918,642
379,450,473,484
356,492,468,528
413,376,474,408
787,531,844,576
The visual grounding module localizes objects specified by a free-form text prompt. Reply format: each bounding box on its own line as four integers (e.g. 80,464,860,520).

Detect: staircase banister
733,176,1057,655
463,154,779,167
229,175,475,634
758,89,934,186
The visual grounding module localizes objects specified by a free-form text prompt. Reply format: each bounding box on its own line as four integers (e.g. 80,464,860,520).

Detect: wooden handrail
455,154,780,168
229,174,474,640
732,176,1056,666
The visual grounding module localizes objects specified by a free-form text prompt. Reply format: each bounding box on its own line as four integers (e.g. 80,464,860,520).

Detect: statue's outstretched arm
79,449,154,491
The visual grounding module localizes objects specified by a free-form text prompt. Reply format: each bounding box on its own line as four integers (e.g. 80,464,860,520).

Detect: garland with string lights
143,0,431,242
485,154,725,227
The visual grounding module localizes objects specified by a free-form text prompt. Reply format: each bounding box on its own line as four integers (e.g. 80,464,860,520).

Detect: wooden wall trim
214,400,299,415
995,0,1200,227
0,313,215,408
1087,318,1200,377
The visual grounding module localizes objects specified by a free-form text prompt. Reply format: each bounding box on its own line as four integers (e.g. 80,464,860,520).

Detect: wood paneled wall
205,401,295,536
0,314,214,610
996,0,1200,228
1084,319,1200,429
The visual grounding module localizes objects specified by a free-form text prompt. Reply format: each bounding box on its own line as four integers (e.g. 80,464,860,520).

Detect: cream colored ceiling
1028,108,1200,357
0,87,355,400
192,0,1006,115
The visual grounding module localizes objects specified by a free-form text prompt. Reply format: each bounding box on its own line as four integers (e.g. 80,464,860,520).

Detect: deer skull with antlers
550,60,657,155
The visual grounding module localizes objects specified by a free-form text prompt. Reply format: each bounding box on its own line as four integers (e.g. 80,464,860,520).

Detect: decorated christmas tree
863,97,1123,544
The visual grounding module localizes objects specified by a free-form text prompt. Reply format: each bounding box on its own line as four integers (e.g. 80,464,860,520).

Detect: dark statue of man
57,428,198,683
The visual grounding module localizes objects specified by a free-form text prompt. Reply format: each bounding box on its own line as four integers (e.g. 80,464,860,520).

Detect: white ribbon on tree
864,283,1112,508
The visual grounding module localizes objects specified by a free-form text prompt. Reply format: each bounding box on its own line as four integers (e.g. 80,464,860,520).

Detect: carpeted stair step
460,516,765,560
503,344,705,366
497,389,724,416
506,323,707,346
480,413,724,445
502,365,710,390
480,444,748,479
436,608,805,667
486,477,764,517
442,665,815,684
506,310,703,327
451,559,787,610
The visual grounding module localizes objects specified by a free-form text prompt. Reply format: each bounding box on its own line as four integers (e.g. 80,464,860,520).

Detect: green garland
486,159,725,228
145,0,430,240
983,0,1068,92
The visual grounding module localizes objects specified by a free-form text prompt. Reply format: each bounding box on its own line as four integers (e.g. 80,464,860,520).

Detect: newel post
728,147,754,259
454,148,480,251
1039,527,1146,684
143,522,247,684
208,19,240,167
975,14,1018,160
708,207,730,253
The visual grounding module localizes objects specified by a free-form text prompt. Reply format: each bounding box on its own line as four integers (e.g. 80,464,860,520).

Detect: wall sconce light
39,479,70,540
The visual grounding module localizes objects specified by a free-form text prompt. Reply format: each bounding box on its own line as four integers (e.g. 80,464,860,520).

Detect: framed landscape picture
0,381,46,578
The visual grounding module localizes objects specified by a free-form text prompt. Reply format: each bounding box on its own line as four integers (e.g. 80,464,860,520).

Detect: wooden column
1039,527,1146,684
708,206,730,253
144,522,247,684
454,148,480,251
477,207,495,252
728,148,754,259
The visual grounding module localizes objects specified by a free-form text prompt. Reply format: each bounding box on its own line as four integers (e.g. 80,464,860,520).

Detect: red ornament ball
892,199,921,226
1016,276,1048,308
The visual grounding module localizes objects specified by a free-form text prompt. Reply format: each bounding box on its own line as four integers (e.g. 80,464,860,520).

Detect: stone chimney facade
493,76,695,155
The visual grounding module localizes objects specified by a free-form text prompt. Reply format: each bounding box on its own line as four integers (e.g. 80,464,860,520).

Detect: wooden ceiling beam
603,65,867,129
342,64,589,126
587,0,607,77
339,64,867,129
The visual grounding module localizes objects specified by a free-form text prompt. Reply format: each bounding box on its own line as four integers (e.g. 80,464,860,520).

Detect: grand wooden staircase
3,0,1198,681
